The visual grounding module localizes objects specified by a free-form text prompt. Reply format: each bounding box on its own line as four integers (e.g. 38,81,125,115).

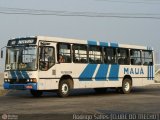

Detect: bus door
38,41,57,89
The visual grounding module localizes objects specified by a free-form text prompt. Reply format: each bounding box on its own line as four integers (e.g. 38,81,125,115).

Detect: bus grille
10,79,27,84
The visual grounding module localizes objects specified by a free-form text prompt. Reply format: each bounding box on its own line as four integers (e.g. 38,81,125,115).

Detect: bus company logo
124,67,144,75
2,114,8,120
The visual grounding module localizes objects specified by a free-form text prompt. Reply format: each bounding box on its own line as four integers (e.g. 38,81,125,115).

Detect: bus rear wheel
57,80,71,97
30,90,43,97
121,78,132,94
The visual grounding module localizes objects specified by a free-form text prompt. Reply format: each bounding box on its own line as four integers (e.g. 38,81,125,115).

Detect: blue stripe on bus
148,66,154,80
149,66,151,80
100,42,108,47
10,71,30,79
109,64,119,81
15,71,24,79
3,83,37,90
149,66,150,80
150,66,152,80
110,43,118,47
21,71,30,79
79,64,97,81
95,64,109,81
151,66,154,80
10,71,17,79
88,40,97,45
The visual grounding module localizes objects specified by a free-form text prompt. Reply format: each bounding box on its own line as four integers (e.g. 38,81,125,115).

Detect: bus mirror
1,50,3,58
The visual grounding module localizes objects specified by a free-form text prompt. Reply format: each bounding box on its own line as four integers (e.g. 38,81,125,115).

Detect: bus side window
88,46,103,64
57,43,71,63
73,44,87,63
130,49,141,65
104,47,116,64
117,48,129,65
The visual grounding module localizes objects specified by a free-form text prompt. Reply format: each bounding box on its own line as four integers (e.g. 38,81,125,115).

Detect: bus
2,36,154,97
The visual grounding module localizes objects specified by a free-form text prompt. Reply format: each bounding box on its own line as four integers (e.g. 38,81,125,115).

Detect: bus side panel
56,63,123,89
39,63,154,90
119,65,154,87
37,79,59,90
38,66,59,90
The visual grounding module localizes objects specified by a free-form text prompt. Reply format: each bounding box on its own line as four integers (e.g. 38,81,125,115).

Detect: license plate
10,85,25,90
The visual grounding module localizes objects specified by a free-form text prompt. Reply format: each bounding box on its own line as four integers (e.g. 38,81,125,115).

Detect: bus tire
94,88,107,93
57,80,71,97
30,90,43,97
121,78,132,94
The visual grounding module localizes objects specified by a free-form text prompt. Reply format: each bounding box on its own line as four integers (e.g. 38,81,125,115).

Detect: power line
96,0,160,4
1,11,160,19
1,6,160,16
0,7,160,20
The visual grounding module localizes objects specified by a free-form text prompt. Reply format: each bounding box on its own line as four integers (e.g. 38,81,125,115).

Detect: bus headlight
28,78,37,83
4,79,8,83
27,79,30,82
4,79,10,83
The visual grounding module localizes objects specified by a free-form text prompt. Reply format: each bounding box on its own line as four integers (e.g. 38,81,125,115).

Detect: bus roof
9,36,153,50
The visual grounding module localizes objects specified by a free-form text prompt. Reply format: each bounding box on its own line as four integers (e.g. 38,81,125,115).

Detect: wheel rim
124,82,130,92
62,83,69,94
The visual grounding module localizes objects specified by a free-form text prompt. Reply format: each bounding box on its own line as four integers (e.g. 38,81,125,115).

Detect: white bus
2,36,154,97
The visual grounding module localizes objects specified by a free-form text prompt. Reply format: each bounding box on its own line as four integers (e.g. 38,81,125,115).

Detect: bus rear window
142,50,153,65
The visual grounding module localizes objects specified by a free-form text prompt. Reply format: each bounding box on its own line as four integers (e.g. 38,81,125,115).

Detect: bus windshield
5,46,37,71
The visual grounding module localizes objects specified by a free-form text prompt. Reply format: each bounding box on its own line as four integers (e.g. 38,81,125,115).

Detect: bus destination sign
8,38,37,46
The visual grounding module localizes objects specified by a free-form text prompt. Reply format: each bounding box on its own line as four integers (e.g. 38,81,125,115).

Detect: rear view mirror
1,50,3,58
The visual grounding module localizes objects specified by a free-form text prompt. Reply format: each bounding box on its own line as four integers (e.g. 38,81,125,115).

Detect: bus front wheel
121,78,132,94
30,90,43,97
57,80,71,97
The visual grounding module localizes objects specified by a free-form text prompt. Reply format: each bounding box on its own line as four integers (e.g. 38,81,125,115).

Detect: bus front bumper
3,83,37,90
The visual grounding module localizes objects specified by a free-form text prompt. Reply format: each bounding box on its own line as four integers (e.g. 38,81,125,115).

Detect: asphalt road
0,85,160,120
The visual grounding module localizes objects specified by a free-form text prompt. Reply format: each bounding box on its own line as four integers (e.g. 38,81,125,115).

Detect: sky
0,0,160,71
